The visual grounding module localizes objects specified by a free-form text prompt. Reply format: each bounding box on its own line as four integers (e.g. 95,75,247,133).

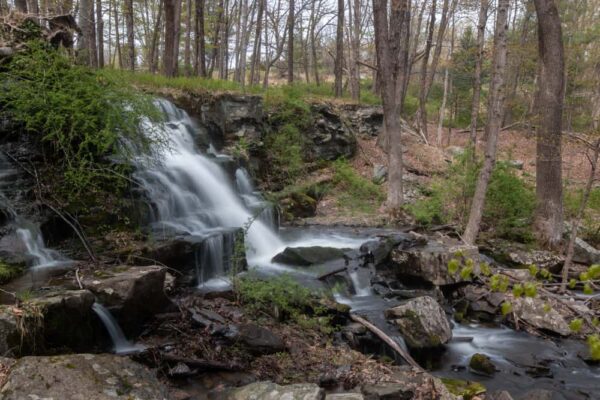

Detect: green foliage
569,279,578,289
501,302,513,316
331,158,385,213
0,42,163,202
524,282,538,297
0,262,23,284
448,258,460,275
528,264,539,278
569,318,583,333
587,335,600,360
480,262,492,277
234,274,332,333
512,284,524,297
490,274,509,292
407,150,535,242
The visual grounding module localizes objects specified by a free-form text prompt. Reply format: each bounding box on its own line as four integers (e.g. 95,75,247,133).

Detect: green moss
441,378,486,399
0,261,24,284
469,353,496,375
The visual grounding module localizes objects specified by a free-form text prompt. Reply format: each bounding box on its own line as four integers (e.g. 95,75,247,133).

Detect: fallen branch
349,313,423,371
317,266,347,281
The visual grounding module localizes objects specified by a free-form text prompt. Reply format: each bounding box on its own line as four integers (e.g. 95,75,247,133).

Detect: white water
16,227,68,269
92,303,144,355
135,100,284,262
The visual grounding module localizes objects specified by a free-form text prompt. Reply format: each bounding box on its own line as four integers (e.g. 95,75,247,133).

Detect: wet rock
385,296,452,348
225,323,286,355
387,239,480,285
361,383,413,400
519,389,559,400
0,353,169,399
460,285,506,320
512,297,570,336
326,393,364,400
223,381,324,400
307,104,356,161
359,233,411,267
272,246,349,266
83,265,169,336
469,353,496,376
488,391,514,400
572,237,600,265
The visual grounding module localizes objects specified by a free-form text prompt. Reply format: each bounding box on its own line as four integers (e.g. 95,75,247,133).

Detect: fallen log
349,313,423,371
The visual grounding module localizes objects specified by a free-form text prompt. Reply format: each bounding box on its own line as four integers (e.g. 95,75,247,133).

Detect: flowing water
131,100,600,397
92,303,144,355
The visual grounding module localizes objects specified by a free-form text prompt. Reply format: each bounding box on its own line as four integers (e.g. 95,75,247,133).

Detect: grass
331,159,385,214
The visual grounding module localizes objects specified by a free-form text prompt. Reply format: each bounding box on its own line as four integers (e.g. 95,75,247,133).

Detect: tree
194,0,206,76
163,0,182,77
79,0,98,68
416,0,436,141
14,0,27,12
288,0,295,83
463,0,510,245
125,0,135,70
532,0,565,248
96,0,104,68
372,0,411,211
469,0,489,150
334,0,344,97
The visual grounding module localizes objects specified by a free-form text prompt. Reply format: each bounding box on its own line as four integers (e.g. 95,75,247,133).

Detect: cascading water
235,167,277,231
16,226,68,269
92,303,144,355
134,100,283,266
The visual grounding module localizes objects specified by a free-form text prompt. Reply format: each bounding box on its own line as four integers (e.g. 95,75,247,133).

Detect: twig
349,313,423,371
75,268,83,289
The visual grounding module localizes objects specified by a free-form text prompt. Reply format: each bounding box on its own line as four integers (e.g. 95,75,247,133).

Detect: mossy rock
469,353,496,376
0,261,24,284
441,378,486,399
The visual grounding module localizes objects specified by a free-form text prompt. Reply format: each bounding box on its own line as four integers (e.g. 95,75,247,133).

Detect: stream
1,99,599,398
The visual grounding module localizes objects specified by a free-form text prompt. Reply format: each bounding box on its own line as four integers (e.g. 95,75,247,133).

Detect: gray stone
513,297,570,336
0,47,13,57
373,164,388,183
83,265,169,336
508,160,525,170
272,246,349,266
385,296,452,348
519,389,564,400
362,383,413,400
326,393,364,400
573,237,600,265
488,391,514,400
224,381,324,400
388,239,480,285
307,104,357,161
0,353,169,399
226,324,286,355
469,353,496,375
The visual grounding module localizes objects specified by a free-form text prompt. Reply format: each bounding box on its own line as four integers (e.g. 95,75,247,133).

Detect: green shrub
407,150,535,241
332,158,385,213
235,274,332,332
0,41,163,203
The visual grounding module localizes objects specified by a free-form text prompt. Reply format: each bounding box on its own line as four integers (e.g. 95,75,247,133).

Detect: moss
469,353,496,375
0,261,24,284
441,378,486,399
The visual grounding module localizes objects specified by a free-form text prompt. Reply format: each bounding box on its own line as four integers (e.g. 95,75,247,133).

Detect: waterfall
134,99,284,264
235,167,277,231
92,303,144,355
16,227,68,269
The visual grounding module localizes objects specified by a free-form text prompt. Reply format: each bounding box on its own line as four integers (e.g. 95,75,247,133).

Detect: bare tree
163,0,182,77
125,0,135,70
416,0,436,140
184,0,192,75
463,0,511,245
14,0,27,12
334,0,344,97
288,0,295,83
469,0,490,151
79,0,99,68
194,0,206,76
372,0,411,211
533,0,565,248
347,0,361,101
149,0,164,73
250,0,265,84
96,0,104,68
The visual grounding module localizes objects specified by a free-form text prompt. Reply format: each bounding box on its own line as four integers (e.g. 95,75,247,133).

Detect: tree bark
125,0,135,70
113,0,123,69
96,0,104,68
150,0,164,73
469,0,489,151
184,0,192,75
15,0,27,12
79,0,98,68
287,0,294,83
249,0,264,84
416,0,436,141
163,0,182,77
533,0,565,249
334,0,344,97
372,0,411,212
463,0,510,245
347,0,361,101
309,0,320,85
194,0,206,76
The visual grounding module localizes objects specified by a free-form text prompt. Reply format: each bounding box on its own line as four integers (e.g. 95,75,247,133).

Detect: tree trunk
26,0,38,14
163,0,181,77
218,0,228,80
194,0,206,76
184,0,192,75
334,0,344,97
463,0,510,245
347,0,361,101
79,0,98,68
469,0,489,151
372,0,411,212
113,0,123,69
287,0,294,83
561,139,600,291
309,0,320,85
533,0,565,249
416,0,436,141
125,0,135,70
249,0,264,85
15,0,27,12
96,0,104,68
150,0,164,73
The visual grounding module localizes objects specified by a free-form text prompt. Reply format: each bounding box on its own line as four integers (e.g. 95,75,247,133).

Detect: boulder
224,381,324,400
307,104,357,161
385,296,452,348
573,238,600,265
367,366,456,400
225,324,286,355
483,239,563,271
469,353,496,376
361,383,413,400
372,164,388,184
326,393,364,400
512,297,570,336
0,353,169,399
83,265,169,336
388,239,480,285
272,246,348,266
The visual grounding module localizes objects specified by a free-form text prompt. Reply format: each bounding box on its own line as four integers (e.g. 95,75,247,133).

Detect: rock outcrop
0,353,169,399
223,381,324,400
512,297,570,336
272,246,349,266
82,265,169,336
385,296,452,348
